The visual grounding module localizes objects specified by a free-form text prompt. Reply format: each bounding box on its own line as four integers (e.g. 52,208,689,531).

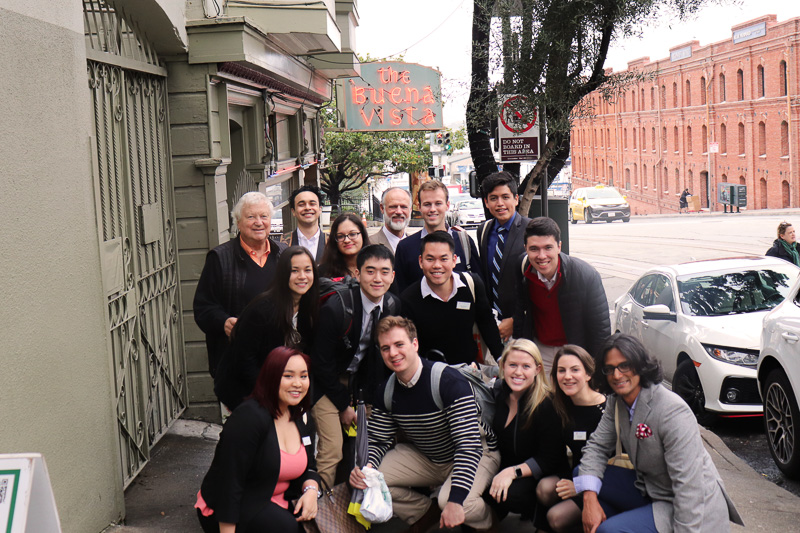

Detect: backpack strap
521,254,529,276
338,287,355,350
454,229,472,270
383,361,447,414
462,272,476,301
383,375,396,413
480,221,492,250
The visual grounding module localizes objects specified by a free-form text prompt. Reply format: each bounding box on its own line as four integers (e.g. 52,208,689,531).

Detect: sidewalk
104,419,798,532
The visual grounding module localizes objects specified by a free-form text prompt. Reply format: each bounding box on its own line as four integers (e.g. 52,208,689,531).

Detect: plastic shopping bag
359,467,392,523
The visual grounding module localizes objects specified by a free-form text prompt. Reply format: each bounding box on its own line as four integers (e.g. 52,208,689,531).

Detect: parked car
614,257,800,424
447,193,472,226
270,212,283,234
453,199,486,228
569,185,630,224
758,274,800,478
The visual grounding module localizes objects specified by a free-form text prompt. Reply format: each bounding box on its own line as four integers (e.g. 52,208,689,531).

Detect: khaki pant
378,439,500,529
310,395,344,488
534,340,559,377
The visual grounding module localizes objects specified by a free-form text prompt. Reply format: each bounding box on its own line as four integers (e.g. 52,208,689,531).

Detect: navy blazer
476,213,531,319
393,228,483,293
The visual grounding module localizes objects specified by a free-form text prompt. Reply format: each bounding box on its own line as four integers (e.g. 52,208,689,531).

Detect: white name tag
302,436,312,446
573,431,587,441
455,255,462,264
456,301,471,311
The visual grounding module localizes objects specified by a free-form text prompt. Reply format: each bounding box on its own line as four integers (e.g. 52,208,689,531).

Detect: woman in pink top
195,347,320,533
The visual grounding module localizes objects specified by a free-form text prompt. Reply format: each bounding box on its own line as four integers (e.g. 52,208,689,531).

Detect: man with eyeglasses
311,244,401,487
513,217,610,374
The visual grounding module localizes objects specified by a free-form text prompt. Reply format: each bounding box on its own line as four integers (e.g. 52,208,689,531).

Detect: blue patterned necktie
491,226,507,315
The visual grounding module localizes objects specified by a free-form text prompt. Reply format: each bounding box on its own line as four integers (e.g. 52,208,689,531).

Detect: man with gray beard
370,187,412,253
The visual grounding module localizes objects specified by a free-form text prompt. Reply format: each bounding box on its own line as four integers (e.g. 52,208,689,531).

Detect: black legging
197,502,302,533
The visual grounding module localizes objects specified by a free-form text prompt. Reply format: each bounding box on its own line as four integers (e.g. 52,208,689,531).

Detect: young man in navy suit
282,185,326,262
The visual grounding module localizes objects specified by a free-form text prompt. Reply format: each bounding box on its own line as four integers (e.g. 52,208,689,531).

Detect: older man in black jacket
513,217,610,373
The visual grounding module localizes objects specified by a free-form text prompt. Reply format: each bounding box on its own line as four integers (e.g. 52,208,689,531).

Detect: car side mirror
643,304,677,322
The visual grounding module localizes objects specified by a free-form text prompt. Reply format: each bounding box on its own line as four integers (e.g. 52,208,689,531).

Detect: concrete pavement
104,418,797,532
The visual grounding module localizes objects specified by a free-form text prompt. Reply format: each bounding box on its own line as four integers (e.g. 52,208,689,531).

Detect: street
564,211,800,497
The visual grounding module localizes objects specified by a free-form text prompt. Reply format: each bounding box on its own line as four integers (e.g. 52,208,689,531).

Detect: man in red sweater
512,217,610,373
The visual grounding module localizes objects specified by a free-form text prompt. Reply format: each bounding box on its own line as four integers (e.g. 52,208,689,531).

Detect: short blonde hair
499,339,550,427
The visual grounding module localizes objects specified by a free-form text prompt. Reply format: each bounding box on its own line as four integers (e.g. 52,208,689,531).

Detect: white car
758,274,800,478
614,257,800,424
453,199,486,228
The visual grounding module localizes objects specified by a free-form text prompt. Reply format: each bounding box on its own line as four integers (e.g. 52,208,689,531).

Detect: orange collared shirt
239,239,270,267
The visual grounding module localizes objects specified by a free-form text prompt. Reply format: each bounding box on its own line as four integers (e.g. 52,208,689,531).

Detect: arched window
641,127,646,151
782,121,789,157
738,122,745,155
780,61,788,97
622,93,626,113
633,127,637,150
625,168,631,190
623,128,628,150
641,88,645,109
737,69,744,100
651,128,656,152
633,163,638,187
739,175,746,185
721,173,728,183
660,85,666,108
783,180,790,208
720,124,727,154
662,166,668,193
642,165,648,188
609,165,614,185
672,82,678,107
700,76,706,104
757,65,765,98
685,80,692,106
662,126,667,152
760,178,767,209
719,73,726,102
675,168,680,194
702,125,708,153
758,121,766,156
687,126,693,153
651,87,656,109
687,169,693,191
673,126,679,152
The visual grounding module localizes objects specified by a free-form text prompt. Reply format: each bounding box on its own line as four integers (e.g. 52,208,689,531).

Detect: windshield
585,188,624,200
458,200,482,210
677,265,799,316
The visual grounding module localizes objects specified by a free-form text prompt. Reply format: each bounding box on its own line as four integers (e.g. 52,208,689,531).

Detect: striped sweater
368,359,497,505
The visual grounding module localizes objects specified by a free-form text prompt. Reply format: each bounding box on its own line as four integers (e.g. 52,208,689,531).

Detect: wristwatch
514,466,523,479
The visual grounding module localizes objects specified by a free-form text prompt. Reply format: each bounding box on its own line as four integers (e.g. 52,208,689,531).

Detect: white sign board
0,454,61,533
709,142,719,153
498,96,539,162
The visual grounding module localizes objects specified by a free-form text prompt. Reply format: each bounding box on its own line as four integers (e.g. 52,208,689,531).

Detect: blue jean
594,465,656,533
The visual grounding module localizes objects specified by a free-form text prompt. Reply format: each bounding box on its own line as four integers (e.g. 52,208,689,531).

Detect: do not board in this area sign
498,96,539,162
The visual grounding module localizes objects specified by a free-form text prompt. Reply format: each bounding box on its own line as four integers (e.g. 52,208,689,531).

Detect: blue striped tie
491,227,507,315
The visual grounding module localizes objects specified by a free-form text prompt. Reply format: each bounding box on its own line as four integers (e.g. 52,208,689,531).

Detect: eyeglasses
601,362,634,375
334,231,362,243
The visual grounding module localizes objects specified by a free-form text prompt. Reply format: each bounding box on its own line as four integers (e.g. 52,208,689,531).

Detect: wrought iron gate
85,0,186,487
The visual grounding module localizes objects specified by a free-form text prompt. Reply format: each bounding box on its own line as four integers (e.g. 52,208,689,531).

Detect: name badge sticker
302,436,312,446
455,255,462,265
573,431,587,441
456,301,471,311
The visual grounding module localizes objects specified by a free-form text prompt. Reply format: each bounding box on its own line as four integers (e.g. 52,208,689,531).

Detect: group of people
190,173,743,533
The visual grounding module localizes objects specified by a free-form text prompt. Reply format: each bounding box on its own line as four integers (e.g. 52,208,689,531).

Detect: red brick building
570,14,800,214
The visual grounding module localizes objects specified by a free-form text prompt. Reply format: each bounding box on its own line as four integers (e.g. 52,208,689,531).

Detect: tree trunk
467,0,497,189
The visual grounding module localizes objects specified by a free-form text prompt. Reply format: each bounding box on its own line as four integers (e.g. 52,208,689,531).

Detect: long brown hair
550,344,597,428
319,213,370,278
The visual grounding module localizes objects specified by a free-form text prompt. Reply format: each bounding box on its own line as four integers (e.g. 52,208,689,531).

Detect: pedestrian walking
765,221,800,267
679,188,691,213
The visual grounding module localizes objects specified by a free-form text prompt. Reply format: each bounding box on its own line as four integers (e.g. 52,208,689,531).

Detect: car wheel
585,208,593,224
622,217,630,223
673,359,716,425
569,209,576,224
606,219,613,223
764,368,800,478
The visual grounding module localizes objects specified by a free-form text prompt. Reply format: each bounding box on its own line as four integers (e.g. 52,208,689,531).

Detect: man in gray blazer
476,172,530,341
576,334,743,533
370,187,411,253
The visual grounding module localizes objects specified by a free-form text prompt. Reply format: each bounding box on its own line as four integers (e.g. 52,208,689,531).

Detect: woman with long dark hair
196,346,320,533
215,246,319,410
535,345,606,532
319,213,369,280
486,339,569,521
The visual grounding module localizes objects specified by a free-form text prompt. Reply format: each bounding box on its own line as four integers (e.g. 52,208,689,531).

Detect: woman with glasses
576,333,743,533
214,247,320,411
486,339,569,523
535,345,606,532
319,213,370,280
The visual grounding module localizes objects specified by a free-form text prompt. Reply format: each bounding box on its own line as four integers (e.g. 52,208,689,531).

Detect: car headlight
702,344,758,367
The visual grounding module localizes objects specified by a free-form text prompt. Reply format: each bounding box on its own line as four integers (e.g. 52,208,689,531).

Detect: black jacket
393,228,483,292
512,252,611,359
200,398,319,526
193,236,286,375
311,285,401,410
476,213,531,320
766,238,800,265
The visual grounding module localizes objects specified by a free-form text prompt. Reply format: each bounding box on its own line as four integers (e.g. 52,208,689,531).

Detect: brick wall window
593,130,597,147
783,180,790,208
673,126,679,153
624,128,628,149
686,80,691,106
757,65,765,98
607,128,611,149
660,85,666,108
780,61,788,97
738,122,745,155
643,165,648,188
651,127,656,152
758,121,766,156
634,163,638,187
720,123,727,154
702,125,708,153
688,169,693,190
633,127,637,150
739,175,746,185
641,127,646,150
760,178,767,209
782,121,789,156
641,88,646,109
622,93,626,112
737,69,744,101
632,90,637,111
662,126,667,152
651,87,656,109
722,173,728,183
687,125,693,153
609,165,614,185
625,168,631,189
673,82,678,107
700,76,706,104
675,168,680,194
662,166,668,192
719,73,726,102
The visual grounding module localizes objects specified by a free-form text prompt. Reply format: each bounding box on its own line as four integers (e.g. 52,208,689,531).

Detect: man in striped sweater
349,316,501,532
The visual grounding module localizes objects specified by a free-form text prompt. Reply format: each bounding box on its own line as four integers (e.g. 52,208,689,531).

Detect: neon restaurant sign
336,62,444,131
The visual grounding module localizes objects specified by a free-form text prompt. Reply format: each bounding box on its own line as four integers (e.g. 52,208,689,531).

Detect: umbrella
347,398,371,529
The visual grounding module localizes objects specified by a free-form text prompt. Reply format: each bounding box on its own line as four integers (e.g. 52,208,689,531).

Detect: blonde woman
486,339,569,522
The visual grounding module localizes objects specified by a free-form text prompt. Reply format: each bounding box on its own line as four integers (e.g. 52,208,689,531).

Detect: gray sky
357,0,797,127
